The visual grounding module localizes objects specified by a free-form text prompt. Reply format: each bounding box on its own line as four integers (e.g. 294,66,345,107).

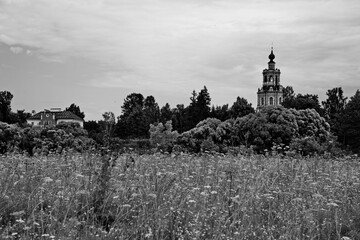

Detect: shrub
176,106,333,154
149,121,179,153
177,118,222,152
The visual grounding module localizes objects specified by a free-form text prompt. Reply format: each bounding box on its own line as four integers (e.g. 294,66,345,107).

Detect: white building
27,108,84,127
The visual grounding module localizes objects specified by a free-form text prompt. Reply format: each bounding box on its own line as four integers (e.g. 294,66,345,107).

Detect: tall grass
1,151,360,239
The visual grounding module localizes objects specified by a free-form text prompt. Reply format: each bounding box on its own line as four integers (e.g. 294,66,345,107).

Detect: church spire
268,47,276,70
268,46,275,63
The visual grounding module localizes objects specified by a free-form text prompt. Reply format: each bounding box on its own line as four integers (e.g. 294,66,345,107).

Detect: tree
116,93,161,138
184,86,212,131
0,91,13,123
171,104,186,133
116,93,145,138
322,87,347,137
230,97,255,118
66,103,85,119
144,95,160,125
341,90,360,153
160,103,172,124
210,104,230,121
84,120,104,144
8,110,31,127
102,112,115,146
195,86,211,120
121,93,144,117
282,87,323,116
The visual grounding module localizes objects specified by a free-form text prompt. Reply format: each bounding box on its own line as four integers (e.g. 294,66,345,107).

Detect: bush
0,122,95,155
0,122,22,154
177,118,222,153
176,106,333,155
149,121,179,153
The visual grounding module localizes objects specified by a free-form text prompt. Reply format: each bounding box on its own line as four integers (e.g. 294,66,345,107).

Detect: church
257,48,284,110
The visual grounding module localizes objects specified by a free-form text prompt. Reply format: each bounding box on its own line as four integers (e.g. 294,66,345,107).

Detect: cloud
9,46,23,54
0,0,360,115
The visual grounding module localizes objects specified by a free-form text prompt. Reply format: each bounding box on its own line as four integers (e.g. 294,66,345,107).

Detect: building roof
27,111,84,121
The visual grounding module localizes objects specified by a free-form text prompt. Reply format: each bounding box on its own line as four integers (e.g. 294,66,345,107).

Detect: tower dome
268,49,275,62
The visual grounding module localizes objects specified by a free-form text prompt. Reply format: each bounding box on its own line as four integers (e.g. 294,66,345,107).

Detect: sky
1,0,360,120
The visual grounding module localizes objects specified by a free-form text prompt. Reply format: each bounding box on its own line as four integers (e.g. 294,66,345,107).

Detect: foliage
177,118,223,152
229,96,255,118
160,103,172,124
8,110,32,127
66,103,85,119
84,120,104,144
341,90,360,153
116,93,160,138
209,104,230,121
149,120,179,152
0,121,94,155
0,91,13,123
1,153,360,239
232,106,300,152
282,87,323,116
177,106,332,154
0,122,21,154
108,138,151,153
102,112,116,146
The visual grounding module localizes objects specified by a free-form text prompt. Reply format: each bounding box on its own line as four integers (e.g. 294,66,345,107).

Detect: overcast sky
1,0,360,120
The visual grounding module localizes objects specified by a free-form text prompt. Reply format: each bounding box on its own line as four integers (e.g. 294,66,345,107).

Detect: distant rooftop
28,110,84,121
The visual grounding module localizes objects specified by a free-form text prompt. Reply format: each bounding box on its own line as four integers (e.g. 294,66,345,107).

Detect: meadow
1,151,360,239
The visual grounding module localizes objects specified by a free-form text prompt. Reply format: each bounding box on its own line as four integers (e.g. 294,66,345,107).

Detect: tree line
1,85,360,153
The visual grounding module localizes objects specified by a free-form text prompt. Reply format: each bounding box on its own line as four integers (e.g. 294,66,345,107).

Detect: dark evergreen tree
341,90,360,153
160,103,172,124
282,87,323,116
121,93,144,117
116,93,160,138
171,104,186,133
143,96,160,137
0,91,13,123
66,103,85,119
322,87,347,138
144,96,160,124
194,86,211,121
210,104,230,121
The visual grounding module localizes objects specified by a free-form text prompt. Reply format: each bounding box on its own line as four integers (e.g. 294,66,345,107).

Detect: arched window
261,97,264,106
279,97,282,104
269,97,274,105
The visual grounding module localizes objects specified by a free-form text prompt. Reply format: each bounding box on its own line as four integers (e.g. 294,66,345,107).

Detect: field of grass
1,151,360,239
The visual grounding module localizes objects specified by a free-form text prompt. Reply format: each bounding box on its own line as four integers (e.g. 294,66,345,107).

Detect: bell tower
257,47,283,110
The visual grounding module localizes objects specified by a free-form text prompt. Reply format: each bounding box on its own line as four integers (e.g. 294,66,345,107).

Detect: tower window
261,97,264,106
279,97,282,103
269,97,274,105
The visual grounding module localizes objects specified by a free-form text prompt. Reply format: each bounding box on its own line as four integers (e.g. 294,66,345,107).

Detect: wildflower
148,193,157,198
327,202,339,207
16,218,25,223
43,177,53,183
200,191,208,196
